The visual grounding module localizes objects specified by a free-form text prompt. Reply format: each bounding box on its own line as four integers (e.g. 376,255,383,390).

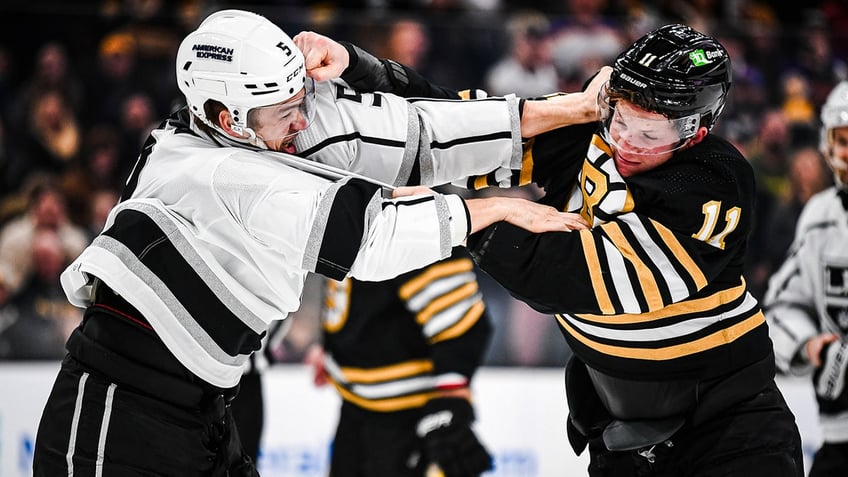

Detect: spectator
9,42,84,127
749,146,832,300
60,125,125,226
549,0,624,92
0,179,88,296
82,31,142,125
712,28,767,145
0,228,82,360
783,9,848,111
11,89,81,183
483,10,558,98
118,92,158,168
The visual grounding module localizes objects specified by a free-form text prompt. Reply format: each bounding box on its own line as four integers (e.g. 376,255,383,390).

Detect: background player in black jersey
306,247,493,477
299,23,805,476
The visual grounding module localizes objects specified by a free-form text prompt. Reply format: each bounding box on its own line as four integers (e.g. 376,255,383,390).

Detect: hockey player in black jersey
301,23,806,476
764,80,848,476
307,247,493,477
465,25,805,477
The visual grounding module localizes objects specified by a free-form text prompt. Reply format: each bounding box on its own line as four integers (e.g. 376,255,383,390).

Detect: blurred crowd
0,0,846,365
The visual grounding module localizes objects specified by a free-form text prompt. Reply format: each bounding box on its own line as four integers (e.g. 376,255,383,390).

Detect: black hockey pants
33,299,258,476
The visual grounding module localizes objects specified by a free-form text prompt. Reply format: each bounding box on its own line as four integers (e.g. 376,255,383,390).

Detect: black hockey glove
414,397,493,477
814,340,848,402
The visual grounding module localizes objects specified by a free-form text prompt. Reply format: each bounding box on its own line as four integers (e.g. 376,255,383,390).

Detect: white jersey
294,79,522,187
764,187,848,441
61,109,471,388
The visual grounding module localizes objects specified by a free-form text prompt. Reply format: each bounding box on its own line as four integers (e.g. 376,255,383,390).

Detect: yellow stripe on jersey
580,229,616,314
430,300,486,344
603,222,664,311
520,138,535,186
400,259,474,299
339,359,433,384
591,134,614,157
575,281,746,324
330,378,439,412
473,175,489,190
650,219,708,290
556,310,765,360
416,282,479,325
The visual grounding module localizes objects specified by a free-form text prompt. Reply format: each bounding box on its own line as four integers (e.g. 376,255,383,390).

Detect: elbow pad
340,41,407,93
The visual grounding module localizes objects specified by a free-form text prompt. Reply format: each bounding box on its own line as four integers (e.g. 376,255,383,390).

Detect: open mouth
281,141,296,154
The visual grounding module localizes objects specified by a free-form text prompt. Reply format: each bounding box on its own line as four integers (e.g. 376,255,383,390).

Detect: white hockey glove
814,340,848,401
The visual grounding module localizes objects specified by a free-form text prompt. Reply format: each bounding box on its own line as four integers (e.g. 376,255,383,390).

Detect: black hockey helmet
606,24,731,131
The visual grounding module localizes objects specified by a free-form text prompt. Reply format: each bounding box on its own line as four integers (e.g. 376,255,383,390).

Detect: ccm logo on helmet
286,64,303,82
192,44,234,62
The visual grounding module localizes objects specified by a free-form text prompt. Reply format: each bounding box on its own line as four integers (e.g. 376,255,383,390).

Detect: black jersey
470,129,769,381
320,247,492,412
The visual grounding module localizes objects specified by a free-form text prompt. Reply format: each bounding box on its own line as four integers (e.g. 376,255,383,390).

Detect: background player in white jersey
32,10,593,476
764,80,848,476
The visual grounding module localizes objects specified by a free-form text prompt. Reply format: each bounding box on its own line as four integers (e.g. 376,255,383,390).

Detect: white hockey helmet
820,80,848,187
176,9,314,147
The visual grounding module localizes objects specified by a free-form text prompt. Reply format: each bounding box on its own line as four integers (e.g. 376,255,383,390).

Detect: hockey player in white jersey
32,10,595,477
764,81,848,476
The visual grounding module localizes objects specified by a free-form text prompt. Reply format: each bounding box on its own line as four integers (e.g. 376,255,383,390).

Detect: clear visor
247,78,316,143
599,84,700,156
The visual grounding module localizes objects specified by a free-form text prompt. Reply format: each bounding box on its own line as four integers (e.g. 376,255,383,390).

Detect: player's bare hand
304,343,329,386
501,198,588,233
293,31,349,81
806,333,840,367
465,197,588,234
585,66,612,120
392,186,435,198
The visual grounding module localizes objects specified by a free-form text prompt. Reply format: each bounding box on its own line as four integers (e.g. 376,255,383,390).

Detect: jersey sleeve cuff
444,194,471,245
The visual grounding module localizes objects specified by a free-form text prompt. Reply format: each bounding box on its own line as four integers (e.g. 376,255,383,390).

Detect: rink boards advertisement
0,363,821,476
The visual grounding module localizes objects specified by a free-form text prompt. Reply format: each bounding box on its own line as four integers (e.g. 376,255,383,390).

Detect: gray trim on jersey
434,194,452,258
303,181,344,272
507,94,522,170
93,235,246,367
396,106,420,186
113,201,266,335
418,122,434,185
364,189,384,234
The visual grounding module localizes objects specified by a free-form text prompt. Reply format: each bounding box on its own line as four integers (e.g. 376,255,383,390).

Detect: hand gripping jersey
764,188,848,442
469,127,770,382
60,108,474,388
320,247,491,412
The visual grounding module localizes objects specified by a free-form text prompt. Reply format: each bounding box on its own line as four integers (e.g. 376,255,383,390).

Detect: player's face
248,79,315,153
828,126,848,186
606,101,683,177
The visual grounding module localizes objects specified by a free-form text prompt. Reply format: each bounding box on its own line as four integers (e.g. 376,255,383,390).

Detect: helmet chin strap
228,123,269,150
199,114,269,150
190,114,269,150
